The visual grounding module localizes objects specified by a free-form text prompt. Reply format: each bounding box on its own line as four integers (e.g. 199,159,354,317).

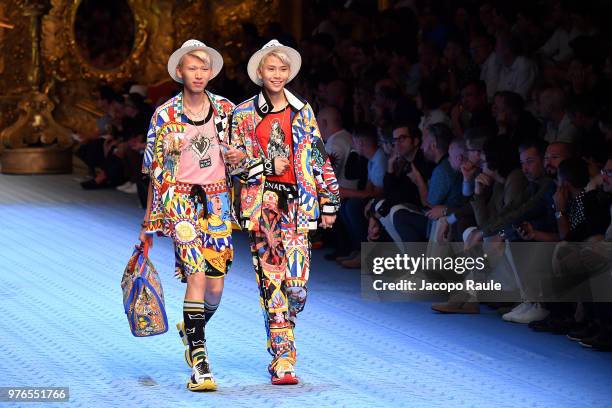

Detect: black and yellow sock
183,299,206,361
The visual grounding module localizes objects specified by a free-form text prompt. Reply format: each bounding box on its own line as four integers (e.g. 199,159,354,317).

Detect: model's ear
176,65,183,81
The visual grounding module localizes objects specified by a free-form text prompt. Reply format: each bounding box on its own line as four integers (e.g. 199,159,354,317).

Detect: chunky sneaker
176,322,193,368
187,356,217,391
510,302,549,324
502,302,533,322
271,360,299,385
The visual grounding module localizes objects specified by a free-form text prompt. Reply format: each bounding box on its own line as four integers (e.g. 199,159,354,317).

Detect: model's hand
139,227,153,248
222,143,246,165
274,157,290,175
320,214,336,229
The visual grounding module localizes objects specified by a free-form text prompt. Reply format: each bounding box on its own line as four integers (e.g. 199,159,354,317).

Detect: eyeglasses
601,168,612,177
392,134,410,144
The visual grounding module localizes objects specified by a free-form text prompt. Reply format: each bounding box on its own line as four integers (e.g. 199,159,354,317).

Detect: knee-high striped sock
183,299,206,360
204,300,220,324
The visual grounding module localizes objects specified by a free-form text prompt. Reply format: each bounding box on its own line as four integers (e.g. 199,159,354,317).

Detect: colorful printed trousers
250,189,310,372
169,181,234,282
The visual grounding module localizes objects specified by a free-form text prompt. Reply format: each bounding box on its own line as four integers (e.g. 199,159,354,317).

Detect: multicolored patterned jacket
230,88,340,232
142,91,236,235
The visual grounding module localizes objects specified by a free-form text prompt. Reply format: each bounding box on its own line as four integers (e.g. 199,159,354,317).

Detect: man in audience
495,31,538,100
318,106,356,190
529,158,611,334
451,80,496,137
318,105,357,260
367,122,434,243
470,34,500,101
538,87,581,144
339,124,385,268
495,139,558,324
492,90,540,145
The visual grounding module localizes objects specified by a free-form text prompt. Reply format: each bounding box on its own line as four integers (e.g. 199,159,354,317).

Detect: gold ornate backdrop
0,0,289,172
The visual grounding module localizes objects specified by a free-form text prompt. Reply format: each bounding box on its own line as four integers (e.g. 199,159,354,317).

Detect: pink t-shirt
176,116,225,185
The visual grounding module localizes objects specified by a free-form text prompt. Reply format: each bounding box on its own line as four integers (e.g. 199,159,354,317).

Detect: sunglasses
601,168,612,177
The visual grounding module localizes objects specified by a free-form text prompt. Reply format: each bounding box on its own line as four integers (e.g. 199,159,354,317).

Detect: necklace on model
184,95,210,121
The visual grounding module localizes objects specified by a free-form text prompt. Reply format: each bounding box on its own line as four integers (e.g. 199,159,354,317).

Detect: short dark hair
312,33,335,51
419,80,444,110
558,158,590,189
519,138,548,159
377,83,402,102
568,96,598,117
353,123,378,145
125,93,146,109
98,85,122,103
393,122,422,143
494,91,525,117
483,136,520,178
426,123,453,154
463,79,487,95
465,126,493,150
496,30,523,55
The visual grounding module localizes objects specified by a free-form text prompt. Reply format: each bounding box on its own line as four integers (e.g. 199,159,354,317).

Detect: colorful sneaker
176,322,193,368
271,360,299,385
187,356,217,391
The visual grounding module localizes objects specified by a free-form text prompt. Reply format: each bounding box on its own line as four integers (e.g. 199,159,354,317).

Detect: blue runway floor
0,174,611,408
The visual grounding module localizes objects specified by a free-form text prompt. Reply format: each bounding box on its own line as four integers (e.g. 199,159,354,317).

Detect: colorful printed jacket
230,88,340,232
142,91,236,235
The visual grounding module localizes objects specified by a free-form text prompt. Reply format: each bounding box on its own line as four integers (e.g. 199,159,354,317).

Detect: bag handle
136,240,150,277
142,240,150,259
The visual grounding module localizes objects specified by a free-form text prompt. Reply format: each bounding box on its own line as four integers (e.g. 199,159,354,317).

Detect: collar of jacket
172,90,231,142
172,90,228,119
255,87,306,117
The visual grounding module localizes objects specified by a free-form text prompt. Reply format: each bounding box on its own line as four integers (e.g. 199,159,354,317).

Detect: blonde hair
258,50,291,71
179,50,212,69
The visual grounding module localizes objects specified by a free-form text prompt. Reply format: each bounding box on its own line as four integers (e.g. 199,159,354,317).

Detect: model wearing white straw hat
141,39,238,392
227,40,340,385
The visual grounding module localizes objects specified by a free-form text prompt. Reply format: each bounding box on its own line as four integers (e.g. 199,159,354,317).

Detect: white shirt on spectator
325,129,358,189
480,52,501,101
497,56,538,100
544,113,581,144
418,109,451,132
539,27,595,63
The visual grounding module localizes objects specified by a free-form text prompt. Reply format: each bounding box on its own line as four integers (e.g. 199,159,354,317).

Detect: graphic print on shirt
267,119,290,160
188,131,216,168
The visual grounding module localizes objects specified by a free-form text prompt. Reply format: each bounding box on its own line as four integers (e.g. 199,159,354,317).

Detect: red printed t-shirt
255,107,296,184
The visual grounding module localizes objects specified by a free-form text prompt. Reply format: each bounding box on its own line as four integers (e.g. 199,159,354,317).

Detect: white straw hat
247,39,302,86
167,39,224,83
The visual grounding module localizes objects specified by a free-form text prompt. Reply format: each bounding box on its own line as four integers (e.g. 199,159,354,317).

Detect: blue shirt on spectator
368,148,387,188
427,156,463,208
